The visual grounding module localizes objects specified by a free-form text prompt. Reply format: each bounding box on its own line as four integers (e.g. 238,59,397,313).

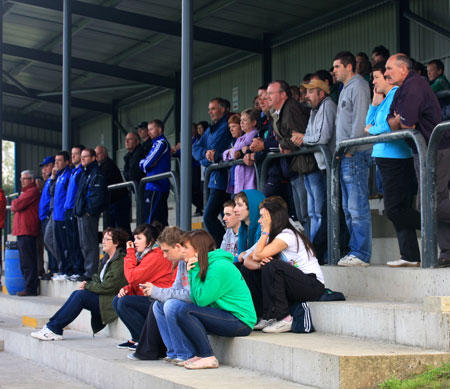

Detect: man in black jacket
95,145,132,238
74,148,107,281
123,132,146,183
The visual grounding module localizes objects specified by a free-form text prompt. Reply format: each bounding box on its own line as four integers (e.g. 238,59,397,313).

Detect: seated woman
244,199,325,333
169,230,256,369
31,228,129,341
113,223,174,350
223,109,259,193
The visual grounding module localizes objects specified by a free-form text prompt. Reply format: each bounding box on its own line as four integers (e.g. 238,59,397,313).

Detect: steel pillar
62,0,72,150
180,0,193,232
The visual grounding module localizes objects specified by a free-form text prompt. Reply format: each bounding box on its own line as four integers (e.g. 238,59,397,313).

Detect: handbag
289,153,319,175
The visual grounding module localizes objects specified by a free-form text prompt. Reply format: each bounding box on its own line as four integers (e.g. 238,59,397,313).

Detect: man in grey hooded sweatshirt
333,51,371,267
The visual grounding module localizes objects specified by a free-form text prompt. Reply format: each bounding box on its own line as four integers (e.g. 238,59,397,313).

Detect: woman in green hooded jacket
31,227,128,340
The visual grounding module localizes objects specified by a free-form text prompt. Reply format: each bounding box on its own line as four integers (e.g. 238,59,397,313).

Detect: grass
379,363,450,388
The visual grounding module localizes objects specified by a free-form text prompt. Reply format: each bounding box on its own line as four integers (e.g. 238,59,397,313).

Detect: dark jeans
65,209,84,276
41,218,58,274
47,290,101,335
192,165,203,212
376,157,420,262
134,300,167,360
203,188,230,247
54,220,72,275
142,190,169,227
77,214,100,278
103,195,132,239
175,303,252,358
242,259,324,321
17,235,39,294
113,295,152,342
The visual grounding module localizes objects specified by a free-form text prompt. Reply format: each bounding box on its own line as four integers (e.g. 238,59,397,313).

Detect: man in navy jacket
74,148,107,280
139,119,171,226
193,98,233,246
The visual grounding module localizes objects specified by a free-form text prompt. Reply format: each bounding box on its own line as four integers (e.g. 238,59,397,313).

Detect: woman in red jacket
113,222,174,350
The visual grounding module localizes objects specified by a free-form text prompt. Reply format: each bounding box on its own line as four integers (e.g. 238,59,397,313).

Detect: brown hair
223,199,236,209
180,229,216,281
103,227,129,249
158,226,184,247
260,196,287,210
133,221,163,247
228,113,241,125
234,191,248,209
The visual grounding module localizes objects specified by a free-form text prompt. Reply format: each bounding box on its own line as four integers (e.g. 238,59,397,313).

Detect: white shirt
276,229,324,284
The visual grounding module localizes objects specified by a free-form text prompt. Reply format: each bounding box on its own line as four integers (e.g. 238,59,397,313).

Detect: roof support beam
403,9,450,42
3,84,113,114
9,0,264,53
2,111,61,132
3,43,176,88
4,133,60,149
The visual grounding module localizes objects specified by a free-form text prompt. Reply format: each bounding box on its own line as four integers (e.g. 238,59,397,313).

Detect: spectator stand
137,171,180,226
425,121,450,267
330,129,429,266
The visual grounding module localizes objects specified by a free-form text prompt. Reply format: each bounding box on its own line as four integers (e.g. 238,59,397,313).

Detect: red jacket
0,189,6,229
123,247,174,296
11,183,40,237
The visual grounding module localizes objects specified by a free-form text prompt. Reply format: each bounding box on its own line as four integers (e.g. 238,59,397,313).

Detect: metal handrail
203,159,260,202
138,171,180,226
330,130,428,265
258,145,333,253
425,121,450,267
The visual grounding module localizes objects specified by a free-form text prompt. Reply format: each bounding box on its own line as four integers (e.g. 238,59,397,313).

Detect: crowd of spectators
7,46,450,298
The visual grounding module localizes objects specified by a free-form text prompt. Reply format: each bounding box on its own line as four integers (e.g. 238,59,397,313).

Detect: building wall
76,114,112,152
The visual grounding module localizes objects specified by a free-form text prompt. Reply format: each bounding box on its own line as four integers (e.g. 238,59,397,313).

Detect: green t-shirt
188,249,257,329
430,74,450,93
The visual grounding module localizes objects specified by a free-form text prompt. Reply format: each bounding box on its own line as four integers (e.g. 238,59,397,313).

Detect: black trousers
376,157,420,262
241,259,324,321
17,235,39,294
134,300,166,360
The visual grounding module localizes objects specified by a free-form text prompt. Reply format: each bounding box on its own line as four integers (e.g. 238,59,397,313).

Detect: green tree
2,140,15,195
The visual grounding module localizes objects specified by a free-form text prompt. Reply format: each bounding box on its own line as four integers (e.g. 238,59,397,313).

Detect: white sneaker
337,255,349,266
262,317,293,333
339,255,369,267
52,274,68,281
31,326,63,341
387,259,420,268
253,318,276,331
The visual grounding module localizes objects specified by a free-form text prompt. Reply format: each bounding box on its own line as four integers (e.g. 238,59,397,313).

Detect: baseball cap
39,156,55,167
301,79,330,95
135,121,148,130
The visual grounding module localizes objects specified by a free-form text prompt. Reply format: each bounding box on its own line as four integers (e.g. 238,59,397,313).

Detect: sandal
184,356,219,370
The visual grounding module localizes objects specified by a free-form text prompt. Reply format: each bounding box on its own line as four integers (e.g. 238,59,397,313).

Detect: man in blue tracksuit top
74,148,107,281
51,151,72,277
192,97,233,247
38,156,57,279
64,145,85,280
139,119,171,226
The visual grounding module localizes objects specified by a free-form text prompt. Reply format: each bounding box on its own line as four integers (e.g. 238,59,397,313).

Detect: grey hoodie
220,228,239,262
150,260,191,302
335,74,371,153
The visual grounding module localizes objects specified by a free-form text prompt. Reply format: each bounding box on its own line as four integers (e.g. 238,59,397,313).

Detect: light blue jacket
366,86,412,159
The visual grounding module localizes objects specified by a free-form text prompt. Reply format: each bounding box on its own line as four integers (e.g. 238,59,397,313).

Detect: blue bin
4,241,25,295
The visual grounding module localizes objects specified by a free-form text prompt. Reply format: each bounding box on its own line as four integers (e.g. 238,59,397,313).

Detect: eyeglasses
267,90,282,95
20,177,32,181
102,237,113,242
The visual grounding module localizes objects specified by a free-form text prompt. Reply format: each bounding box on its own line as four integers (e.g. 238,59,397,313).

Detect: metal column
111,100,119,163
62,0,72,151
397,0,410,54
180,0,193,231
262,33,272,85
0,0,3,186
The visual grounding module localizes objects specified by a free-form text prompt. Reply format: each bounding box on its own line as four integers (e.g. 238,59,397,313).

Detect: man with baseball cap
292,79,336,262
135,121,152,154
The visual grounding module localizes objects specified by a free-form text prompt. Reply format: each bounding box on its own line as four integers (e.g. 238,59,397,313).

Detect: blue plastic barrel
4,241,25,295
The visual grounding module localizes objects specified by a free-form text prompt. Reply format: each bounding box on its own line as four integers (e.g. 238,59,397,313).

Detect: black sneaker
436,258,450,268
117,340,137,349
40,273,53,281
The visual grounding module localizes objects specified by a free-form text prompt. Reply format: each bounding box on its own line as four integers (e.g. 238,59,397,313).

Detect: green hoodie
188,249,257,329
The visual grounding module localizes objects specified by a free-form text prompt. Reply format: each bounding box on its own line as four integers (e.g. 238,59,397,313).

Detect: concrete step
309,298,450,351
322,266,450,303
0,316,307,389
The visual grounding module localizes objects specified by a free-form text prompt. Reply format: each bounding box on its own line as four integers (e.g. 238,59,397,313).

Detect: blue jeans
153,300,195,360
47,290,101,335
174,303,252,358
290,175,310,237
340,150,372,262
304,171,326,242
203,188,230,247
113,295,151,342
